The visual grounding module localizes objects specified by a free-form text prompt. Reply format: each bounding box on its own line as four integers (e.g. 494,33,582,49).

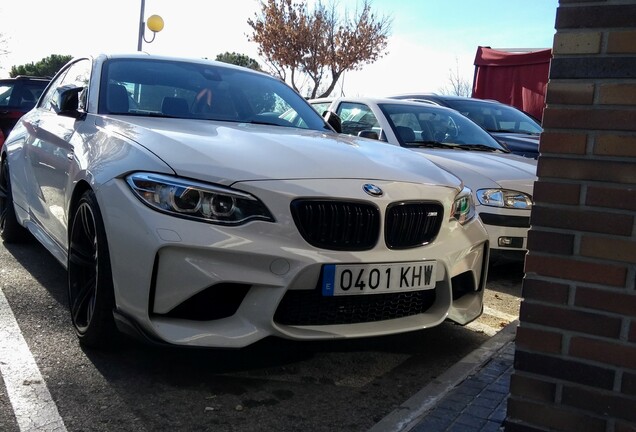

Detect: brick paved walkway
409,342,514,432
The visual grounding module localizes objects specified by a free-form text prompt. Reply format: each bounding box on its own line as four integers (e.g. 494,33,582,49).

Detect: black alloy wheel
68,190,117,347
0,157,28,242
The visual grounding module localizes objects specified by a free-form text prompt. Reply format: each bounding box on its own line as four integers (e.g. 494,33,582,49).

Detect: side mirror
322,110,342,133
358,130,379,140
57,86,85,119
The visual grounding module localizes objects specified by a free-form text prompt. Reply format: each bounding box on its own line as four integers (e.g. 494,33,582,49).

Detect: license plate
322,261,437,296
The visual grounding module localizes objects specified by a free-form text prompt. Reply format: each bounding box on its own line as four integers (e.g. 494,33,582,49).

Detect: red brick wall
505,1,636,431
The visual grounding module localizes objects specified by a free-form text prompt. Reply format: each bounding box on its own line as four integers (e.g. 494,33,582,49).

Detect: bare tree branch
439,57,472,97
248,0,391,98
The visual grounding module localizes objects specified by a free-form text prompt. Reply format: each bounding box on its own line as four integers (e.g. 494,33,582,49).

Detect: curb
368,320,519,432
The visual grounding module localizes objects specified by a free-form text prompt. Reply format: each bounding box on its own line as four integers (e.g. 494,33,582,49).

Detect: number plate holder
322,261,437,296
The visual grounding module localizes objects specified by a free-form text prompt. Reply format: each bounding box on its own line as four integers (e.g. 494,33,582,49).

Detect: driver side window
39,59,91,113
335,102,380,136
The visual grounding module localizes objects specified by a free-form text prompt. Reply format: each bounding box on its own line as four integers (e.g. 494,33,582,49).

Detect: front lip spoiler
112,309,171,347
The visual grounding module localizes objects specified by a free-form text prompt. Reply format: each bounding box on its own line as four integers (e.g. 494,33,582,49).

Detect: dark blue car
388,94,542,158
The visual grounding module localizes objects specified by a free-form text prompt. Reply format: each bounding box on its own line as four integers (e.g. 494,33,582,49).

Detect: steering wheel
446,117,459,139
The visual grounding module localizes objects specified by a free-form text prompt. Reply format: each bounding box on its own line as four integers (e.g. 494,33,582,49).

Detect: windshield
99,58,330,132
379,103,506,151
444,99,542,135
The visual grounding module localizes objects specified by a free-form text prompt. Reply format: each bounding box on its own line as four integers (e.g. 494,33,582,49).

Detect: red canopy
472,46,552,121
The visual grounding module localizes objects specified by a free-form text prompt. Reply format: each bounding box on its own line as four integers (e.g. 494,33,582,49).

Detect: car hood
100,117,462,187
409,149,537,194
490,132,540,156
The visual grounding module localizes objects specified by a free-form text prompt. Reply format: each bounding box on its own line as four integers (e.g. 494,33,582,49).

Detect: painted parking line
484,306,518,322
465,305,519,337
465,321,498,337
0,288,67,432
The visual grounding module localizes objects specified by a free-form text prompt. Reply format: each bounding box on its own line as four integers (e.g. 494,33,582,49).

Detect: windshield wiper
456,144,501,152
488,128,539,135
117,111,184,119
459,144,510,153
247,119,281,126
245,118,294,128
404,141,457,149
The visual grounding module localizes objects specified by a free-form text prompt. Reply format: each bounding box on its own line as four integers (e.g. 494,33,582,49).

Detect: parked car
388,94,542,158
308,97,332,116
1,53,489,349
0,76,50,140
311,97,537,264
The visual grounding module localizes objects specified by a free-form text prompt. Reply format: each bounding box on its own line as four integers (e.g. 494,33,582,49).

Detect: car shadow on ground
2,235,491,377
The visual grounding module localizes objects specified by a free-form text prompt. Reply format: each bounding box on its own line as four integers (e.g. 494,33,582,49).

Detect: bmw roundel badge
363,183,383,197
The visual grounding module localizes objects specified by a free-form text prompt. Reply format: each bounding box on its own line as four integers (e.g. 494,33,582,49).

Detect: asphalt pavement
369,320,518,432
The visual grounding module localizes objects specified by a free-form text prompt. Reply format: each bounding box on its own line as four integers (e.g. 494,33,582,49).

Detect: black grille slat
385,202,443,249
292,199,443,251
274,286,437,326
291,200,380,251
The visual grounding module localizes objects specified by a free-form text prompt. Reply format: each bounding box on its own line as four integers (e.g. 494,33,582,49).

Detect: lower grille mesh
274,286,437,326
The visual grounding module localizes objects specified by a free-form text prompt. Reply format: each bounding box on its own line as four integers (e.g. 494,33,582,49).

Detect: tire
0,157,28,243
68,190,118,348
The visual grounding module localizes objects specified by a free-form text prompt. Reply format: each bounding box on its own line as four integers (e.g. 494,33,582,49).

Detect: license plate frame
321,261,437,296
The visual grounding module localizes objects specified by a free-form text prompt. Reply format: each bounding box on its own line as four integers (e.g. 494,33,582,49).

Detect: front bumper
97,178,489,348
477,205,530,259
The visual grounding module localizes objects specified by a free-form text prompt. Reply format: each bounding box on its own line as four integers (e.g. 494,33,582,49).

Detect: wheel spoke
80,205,96,241
0,163,10,230
69,201,99,332
0,207,6,230
71,275,97,327
68,240,95,268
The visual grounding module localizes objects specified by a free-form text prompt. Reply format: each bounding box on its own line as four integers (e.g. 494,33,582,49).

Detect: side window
310,102,331,116
390,113,419,130
39,59,91,113
19,82,47,110
39,71,69,113
0,82,15,107
61,60,91,89
335,102,380,136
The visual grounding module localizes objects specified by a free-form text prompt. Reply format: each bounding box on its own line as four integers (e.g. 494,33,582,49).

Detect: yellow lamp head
147,15,164,33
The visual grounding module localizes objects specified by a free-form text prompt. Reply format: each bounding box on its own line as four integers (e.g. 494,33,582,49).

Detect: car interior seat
481,115,497,131
419,123,434,141
20,90,36,109
107,84,129,114
162,97,189,117
395,125,416,143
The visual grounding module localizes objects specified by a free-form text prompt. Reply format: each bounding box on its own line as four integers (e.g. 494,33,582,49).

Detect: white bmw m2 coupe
0,53,488,348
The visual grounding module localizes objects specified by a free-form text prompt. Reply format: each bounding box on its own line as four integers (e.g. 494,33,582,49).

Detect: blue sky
0,0,558,95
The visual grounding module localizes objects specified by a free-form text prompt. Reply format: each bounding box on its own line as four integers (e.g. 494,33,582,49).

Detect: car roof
390,93,506,104
86,52,272,76
320,96,465,112
0,76,50,83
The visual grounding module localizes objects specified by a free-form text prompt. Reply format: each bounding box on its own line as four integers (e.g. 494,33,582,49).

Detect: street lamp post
137,0,164,51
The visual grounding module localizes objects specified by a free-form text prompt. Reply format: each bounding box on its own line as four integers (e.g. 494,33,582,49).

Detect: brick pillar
505,1,636,431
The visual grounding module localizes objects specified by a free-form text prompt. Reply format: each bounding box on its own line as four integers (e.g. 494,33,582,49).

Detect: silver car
312,97,537,264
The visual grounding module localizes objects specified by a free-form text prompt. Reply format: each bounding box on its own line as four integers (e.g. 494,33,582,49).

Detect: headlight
126,173,274,225
476,189,533,210
451,187,476,225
